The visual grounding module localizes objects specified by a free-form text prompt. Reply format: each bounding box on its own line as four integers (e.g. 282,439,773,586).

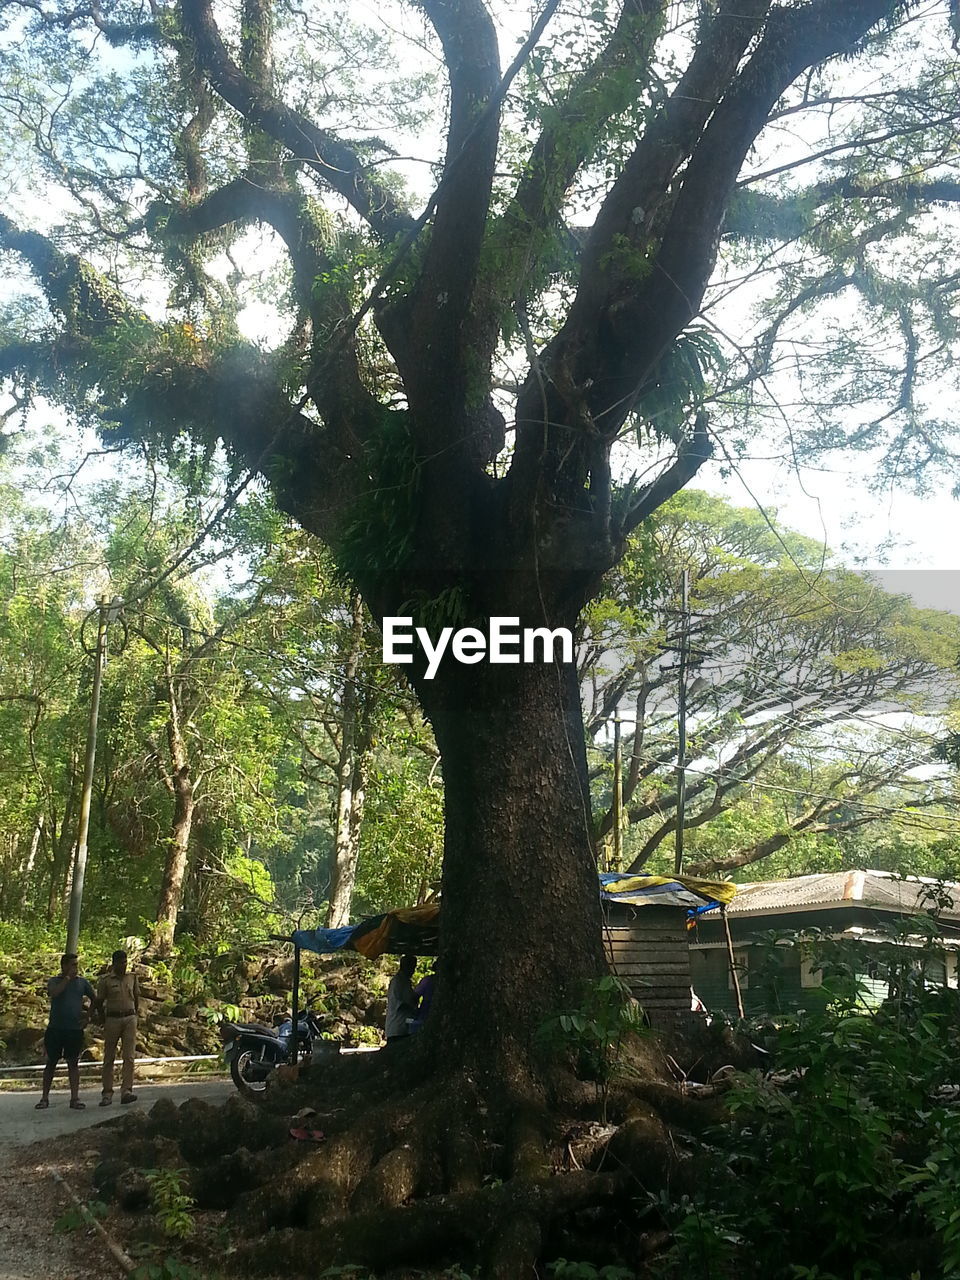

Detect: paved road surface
0,1078,235,1149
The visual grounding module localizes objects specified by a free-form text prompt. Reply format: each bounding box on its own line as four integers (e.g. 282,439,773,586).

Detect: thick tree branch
0,212,138,331
739,111,960,190
175,26,217,201
489,0,669,311
518,0,902,491
687,789,959,877
179,0,413,242
725,176,960,242
687,811,872,876
399,0,501,401
0,0,161,40
413,0,499,158
603,0,905,370
0,213,370,540
239,0,285,176
162,177,323,292
507,0,770,511
576,0,772,317
618,412,713,539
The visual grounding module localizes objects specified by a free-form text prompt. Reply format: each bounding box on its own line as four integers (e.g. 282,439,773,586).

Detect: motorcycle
221,999,333,1093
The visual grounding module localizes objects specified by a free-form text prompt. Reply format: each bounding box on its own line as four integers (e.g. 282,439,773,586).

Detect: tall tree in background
0,475,89,919
0,440,441,942
234,524,441,923
4,0,960,1265
585,490,960,875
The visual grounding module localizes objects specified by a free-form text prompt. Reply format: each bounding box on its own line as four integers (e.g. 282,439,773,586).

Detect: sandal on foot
34,1099,49,1110
69,1099,85,1110
289,1127,325,1143
99,1097,112,1107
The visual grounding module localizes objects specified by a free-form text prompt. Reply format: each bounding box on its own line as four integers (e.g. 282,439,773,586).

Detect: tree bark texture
417,654,605,1091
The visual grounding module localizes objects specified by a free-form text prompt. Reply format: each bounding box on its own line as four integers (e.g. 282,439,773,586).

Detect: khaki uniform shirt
97,971,140,1017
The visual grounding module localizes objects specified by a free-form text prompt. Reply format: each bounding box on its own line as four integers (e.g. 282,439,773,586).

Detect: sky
2,0,960,602
701,454,960,573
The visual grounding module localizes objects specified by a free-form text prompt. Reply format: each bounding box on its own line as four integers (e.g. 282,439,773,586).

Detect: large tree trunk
22,812,43,880
9,813,44,914
186,651,639,1277
326,757,368,928
152,772,196,955
417,654,606,1093
150,663,196,956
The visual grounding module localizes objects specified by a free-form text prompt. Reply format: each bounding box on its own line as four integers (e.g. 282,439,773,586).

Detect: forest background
2,425,959,966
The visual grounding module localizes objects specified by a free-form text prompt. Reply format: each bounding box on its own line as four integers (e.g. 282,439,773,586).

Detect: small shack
688,869,960,1016
599,873,737,1024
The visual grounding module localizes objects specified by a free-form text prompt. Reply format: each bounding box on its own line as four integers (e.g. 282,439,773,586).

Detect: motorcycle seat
224,1021,280,1037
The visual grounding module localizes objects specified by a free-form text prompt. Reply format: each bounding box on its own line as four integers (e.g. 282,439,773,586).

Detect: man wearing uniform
36,953,96,1110
96,949,140,1106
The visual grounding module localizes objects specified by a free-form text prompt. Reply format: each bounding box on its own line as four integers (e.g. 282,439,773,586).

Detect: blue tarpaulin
290,876,734,958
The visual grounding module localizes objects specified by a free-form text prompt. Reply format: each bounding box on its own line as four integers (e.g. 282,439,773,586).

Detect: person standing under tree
385,954,418,1042
410,963,436,1033
96,949,140,1105
35,953,96,1110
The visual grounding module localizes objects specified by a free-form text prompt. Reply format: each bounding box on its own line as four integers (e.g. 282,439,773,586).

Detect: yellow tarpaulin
601,873,737,907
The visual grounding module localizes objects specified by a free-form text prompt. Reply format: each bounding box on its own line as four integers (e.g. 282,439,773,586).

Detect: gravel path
0,1080,236,1280
0,1141,106,1280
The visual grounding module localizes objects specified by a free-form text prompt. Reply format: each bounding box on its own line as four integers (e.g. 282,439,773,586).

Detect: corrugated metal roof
725,870,960,919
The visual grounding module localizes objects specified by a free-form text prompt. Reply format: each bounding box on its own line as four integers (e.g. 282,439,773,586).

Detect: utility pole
65,595,122,955
611,716,623,872
674,569,689,878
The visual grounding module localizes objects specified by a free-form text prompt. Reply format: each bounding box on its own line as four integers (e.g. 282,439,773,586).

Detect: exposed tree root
482,1210,542,1279
94,1035,725,1276
236,1170,626,1275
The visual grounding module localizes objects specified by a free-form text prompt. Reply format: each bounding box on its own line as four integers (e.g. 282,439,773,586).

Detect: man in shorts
35,953,96,1110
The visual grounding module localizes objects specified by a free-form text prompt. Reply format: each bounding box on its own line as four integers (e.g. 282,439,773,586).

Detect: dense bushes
656,949,960,1278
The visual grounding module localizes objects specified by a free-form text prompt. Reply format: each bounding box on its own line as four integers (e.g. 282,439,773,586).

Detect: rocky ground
0,947,391,1069
0,946,413,1278
0,1085,467,1280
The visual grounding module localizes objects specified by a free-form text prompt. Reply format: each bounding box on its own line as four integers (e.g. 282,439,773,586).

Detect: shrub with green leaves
131,1260,214,1280
53,1200,108,1234
144,1168,195,1241
548,1262,637,1280
653,949,960,1279
538,975,647,1120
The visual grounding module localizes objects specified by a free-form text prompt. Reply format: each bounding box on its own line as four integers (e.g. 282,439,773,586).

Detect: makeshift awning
294,903,440,960
291,874,736,960
599,872,737,912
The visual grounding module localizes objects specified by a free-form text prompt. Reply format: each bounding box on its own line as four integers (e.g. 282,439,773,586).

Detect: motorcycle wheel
230,1047,271,1094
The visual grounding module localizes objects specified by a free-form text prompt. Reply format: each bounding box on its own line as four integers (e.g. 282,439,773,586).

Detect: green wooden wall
689,944,948,1017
